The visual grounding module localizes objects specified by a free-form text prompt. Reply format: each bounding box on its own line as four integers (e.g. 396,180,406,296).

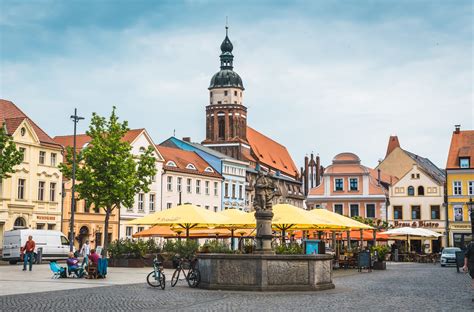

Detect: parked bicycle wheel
147,271,161,288
187,269,201,288
171,269,180,287
159,273,166,289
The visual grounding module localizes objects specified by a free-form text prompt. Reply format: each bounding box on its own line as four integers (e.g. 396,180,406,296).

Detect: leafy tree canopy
0,123,23,181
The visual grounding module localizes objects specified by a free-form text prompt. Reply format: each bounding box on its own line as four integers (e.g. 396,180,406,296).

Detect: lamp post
467,197,474,240
69,108,84,252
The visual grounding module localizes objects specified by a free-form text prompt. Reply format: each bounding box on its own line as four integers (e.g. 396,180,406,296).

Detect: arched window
166,161,177,167
218,113,225,139
407,186,415,196
418,186,425,196
14,217,26,228
186,164,197,170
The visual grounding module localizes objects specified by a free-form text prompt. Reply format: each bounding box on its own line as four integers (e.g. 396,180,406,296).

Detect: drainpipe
444,171,449,246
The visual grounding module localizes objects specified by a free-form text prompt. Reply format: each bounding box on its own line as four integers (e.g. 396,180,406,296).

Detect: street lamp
69,108,84,252
467,197,474,241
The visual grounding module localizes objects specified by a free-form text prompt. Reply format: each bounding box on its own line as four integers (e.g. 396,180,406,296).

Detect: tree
60,107,157,256
0,123,23,182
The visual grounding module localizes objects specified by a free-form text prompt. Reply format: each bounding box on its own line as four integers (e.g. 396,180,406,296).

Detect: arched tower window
218,113,225,139
417,186,424,196
229,115,234,138
407,186,415,196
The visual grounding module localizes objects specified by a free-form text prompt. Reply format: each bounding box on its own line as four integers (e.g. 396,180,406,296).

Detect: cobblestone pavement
1,263,472,311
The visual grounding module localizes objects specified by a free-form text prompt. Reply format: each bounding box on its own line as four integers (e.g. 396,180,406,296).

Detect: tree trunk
102,206,112,258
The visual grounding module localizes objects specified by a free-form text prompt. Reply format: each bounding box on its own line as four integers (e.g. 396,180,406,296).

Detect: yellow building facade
0,100,63,245
446,126,474,248
61,180,119,250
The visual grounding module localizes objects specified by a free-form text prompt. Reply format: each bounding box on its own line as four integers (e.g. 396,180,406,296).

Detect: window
186,164,196,170
205,181,210,195
187,179,192,193
454,206,463,221
366,204,376,218
411,206,421,220
167,176,173,191
460,158,470,168
39,151,46,164
60,236,69,246
20,127,26,136
334,204,343,215
394,206,403,220
469,181,474,195
48,224,55,230
50,153,57,166
196,180,201,194
177,177,182,192
218,114,225,139
138,193,144,211
149,194,155,211
137,226,144,233
417,186,424,196
225,183,229,198
349,178,358,191
19,147,26,161
214,206,218,212
205,205,209,210
84,200,90,213
166,161,177,167
407,186,415,196
37,181,45,201
214,182,219,196
14,217,26,227
334,178,343,191
239,185,243,199
232,184,236,198
453,181,462,195
151,174,156,182
224,90,228,96
431,205,440,220
167,202,172,209
234,90,237,96
350,204,359,217
126,227,133,237
17,178,25,199
36,224,45,230
50,182,56,202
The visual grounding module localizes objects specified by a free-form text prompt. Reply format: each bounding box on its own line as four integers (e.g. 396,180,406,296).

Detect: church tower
202,26,248,160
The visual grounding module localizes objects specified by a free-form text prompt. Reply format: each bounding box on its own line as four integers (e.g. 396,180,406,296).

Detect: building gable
12,119,41,146
376,147,415,179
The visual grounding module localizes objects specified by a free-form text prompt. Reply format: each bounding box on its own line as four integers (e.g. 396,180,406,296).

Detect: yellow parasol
217,209,256,249
308,209,373,230
126,204,231,238
272,204,346,241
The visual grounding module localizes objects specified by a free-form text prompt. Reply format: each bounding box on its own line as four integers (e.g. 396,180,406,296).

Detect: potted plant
371,245,389,270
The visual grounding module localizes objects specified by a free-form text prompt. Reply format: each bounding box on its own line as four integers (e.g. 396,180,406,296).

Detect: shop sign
393,221,440,228
36,215,56,221
449,223,471,230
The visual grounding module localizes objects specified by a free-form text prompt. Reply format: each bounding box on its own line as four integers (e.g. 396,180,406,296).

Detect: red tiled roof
246,126,298,178
386,136,400,157
446,129,474,169
0,99,60,147
156,146,222,178
53,129,144,151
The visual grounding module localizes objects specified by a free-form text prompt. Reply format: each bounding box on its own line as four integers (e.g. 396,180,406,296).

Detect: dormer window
166,161,177,167
139,147,146,153
204,167,214,173
186,164,197,170
460,157,470,168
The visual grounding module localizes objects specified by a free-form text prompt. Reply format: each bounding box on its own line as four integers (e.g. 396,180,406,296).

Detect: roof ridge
247,126,288,149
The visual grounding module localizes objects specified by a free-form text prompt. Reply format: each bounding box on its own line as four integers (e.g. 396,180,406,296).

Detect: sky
1,0,472,169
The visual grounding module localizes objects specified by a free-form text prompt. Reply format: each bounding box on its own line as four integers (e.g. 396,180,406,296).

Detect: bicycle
171,257,200,288
146,255,166,289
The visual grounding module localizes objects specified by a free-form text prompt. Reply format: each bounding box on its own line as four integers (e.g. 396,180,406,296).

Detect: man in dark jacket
23,235,35,271
463,241,474,301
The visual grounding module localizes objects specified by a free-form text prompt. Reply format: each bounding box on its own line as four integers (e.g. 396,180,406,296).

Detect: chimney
182,137,191,142
304,156,309,196
316,155,321,186
454,125,461,134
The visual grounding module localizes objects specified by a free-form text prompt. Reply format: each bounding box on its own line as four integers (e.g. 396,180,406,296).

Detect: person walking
23,235,35,271
463,241,474,302
80,240,91,259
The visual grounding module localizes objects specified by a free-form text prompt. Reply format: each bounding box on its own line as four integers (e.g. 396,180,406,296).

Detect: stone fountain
197,171,334,291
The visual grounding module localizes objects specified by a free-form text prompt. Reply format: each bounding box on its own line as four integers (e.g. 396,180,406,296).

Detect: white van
2,229,71,264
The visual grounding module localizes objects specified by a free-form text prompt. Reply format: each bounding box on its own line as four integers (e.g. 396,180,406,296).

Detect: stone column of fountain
253,171,277,254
